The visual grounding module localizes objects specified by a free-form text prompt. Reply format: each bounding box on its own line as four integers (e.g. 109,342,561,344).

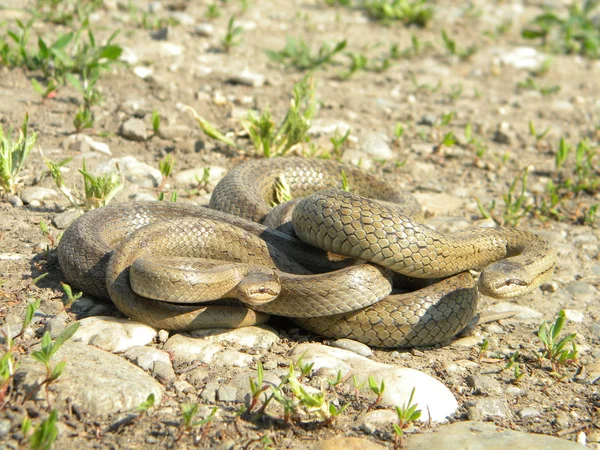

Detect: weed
528,120,551,145
393,387,421,449
194,167,212,191
222,16,244,52
31,78,57,100
367,376,385,411
364,0,434,27
352,374,366,401
512,363,526,383
0,113,38,195
463,123,487,158
536,310,578,374
517,77,560,96
137,393,155,414
186,108,239,149
477,338,489,362
441,29,477,60
60,283,82,306
477,168,532,227
205,3,221,19
72,106,94,133
179,403,217,441
330,128,351,159
266,36,346,70
27,409,58,450
151,110,161,136
248,362,269,411
522,1,600,58
273,175,293,205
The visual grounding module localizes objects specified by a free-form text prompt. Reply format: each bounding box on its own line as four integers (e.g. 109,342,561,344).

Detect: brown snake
57,157,556,347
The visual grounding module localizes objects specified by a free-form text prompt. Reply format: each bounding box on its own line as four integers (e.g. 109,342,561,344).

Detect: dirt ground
0,0,599,449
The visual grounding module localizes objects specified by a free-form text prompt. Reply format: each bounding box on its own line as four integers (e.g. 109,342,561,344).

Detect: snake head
235,270,281,306
478,261,533,299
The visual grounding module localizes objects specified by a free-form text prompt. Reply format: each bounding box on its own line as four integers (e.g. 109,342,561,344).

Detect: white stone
72,317,157,352
188,326,280,349
486,303,543,320
124,346,171,371
163,333,223,365
495,46,547,70
291,343,457,423
133,66,153,79
563,309,584,323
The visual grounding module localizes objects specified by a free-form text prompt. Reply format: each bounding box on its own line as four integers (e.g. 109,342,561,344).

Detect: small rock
359,132,393,160
562,309,584,323
419,115,437,126
86,304,113,316
0,253,23,261
188,326,280,349
412,192,464,216
406,421,584,449
194,23,214,37
360,409,398,438
519,407,541,418
468,398,511,420
163,333,223,366
7,195,23,207
330,339,372,357
158,124,190,140
308,119,351,137
214,350,254,368
133,66,153,79
486,303,542,320
540,281,558,293
97,156,162,188
173,380,194,394
123,346,171,371
0,418,11,438
451,335,483,347
43,314,68,339
120,118,147,141
314,437,387,450
493,125,515,145
555,411,570,428
228,69,265,87
565,281,597,300
590,324,600,339
20,187,58,205
217,385,237,402
466,375,504,396
72,317,157,352
150,27,168,41
70,297,97,313
153,361,176,383
496,47,547,70
169,12,195,25
158,330,169,343
201,381,219,402
53,209,83,229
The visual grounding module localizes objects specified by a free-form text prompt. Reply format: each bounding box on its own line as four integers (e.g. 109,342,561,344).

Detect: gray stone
406,421,583,450
468,398,511,420
360,409,398,438
201,381,219,402
188,326,280,349
175,166,226,188
0,418,11,438
72,317,157,352
519,407,541,418
563,309,584,323
150,27,168,41
359,132,393,160
217,385,237,402
97,156,162,188
291,343,457,423
555,411,570,428
465,375,504,396
20,187,58,205
158,124,190,140
123,346,171,371
419,115,437,126
69,297,97,313
540,281,559,293
228,69,265,87
53,209,83,229
308,119,351,137
7,194,23,207
213,350,254,368
590,323,600,339
153,361,176,383
496,46,547,70
194,23,214,37
43,314,68,339
86,304,113,316
163,333,222,366
565,281,597,300
15,342,162,417
120,118,147,141
330,339,372,357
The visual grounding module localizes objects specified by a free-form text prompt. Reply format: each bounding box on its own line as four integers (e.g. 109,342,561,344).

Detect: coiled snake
57,157,556,347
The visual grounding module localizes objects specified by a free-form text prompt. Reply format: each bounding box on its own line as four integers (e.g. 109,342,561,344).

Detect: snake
56,157,556,347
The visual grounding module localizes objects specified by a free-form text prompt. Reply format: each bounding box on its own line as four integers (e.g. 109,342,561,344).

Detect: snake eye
505,278,512,286
258,287,267,294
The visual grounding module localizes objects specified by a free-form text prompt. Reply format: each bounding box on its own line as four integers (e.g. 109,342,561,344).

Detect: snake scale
57,157,556,347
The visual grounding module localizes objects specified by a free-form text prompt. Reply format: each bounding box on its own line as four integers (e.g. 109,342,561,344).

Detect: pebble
291,343,457,423
313,437,387,450
495,46,547,70
406,421,584,449
555,411,570,428
7,194,23,207
519,407,541,418
0,253,23,261
565,281,597,301
0,419,10,438
562,309,584,323
228,69,265,87
217,385,237,402
194,23,214,37
152,361,176,383
52,209,83,229
360,409,398,438
419,114,437,126
69,297,97,313
133,66,153,80
43,313,68,339
20,187,58,205
15,342,162,417
214,350,254,367
72,317,157,352
67,134,111,154
158,124,190,140
120,118,147,141
486,303,542,320
359,132,393,160
308,119,351,137
97,156,163,188
330,339,372,357
590,324,600,339
201,381,219,402
123,346,171,371
450,335,483,347
150,27,168,41
188,326,280,349
468,398,511,420
465,375,504,396
540,281,559,293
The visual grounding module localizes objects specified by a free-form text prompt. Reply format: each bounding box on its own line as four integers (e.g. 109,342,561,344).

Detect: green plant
522,1,600,58
205,3,221,19
31,78,57,100
364,0,434,26
248,362,269,411
0,113,38,195
393,387,421,448
179,404,217,435
477,168,532,227
27,409,58,450
273,175,293,205
536,310,578,373
222,16,244,52
464,123,486,158
72,106,94,133
528,120,551,144
441,29,477,60
517,77,560,96
352,374,366,401
330,128,351,159
367,376,385,411
151,110,161,136
60,282,82,306
266,36,346,70
137,393,156,414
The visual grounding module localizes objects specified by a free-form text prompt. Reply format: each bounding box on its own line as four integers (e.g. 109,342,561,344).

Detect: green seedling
273,175,293,206
352,374,366,401
137,393,155,414
60,282,82,306
340,170,350,191
364,0,434,26
393,387,421,448
205,3,221,19
502,168,532,227
265,36,346,70
39,219,55,248
477,338,489,362
326,370,344,387
186,107,239,149
194,167,211,191
27,409,58,450
395,123,405,139
151,110,161,136
529,120,551,144
441,29,477,60
448,83,463,101
222,16,244,52
31,78,57,100
512,363,526,383
522,1,600,58
0,113,38,195
464,123,486,158
517,77,560,96
179,404,217,435
330,128,350,159
66,70,102,109
72,106,94,133
536,310,578,374
248,361,269,411
409,74,442,94
367,376,385,410
339,52,368,79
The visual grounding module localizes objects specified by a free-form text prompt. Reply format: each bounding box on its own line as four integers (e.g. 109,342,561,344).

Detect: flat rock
360,409,399,438
291,343,457,423
187,326,280,349
20,187,58,205
359,132,393,160
228,69,265,87
486,303,542,320
412,192,464,216
123,345,171,371
313,437,387,450
53,209,83,229
330,339,372,357
468,398,511,420
15,342,162,417
406,421,583,450
495,46,547,70
120,118,147,141
72,317,157,352
97,156,162,188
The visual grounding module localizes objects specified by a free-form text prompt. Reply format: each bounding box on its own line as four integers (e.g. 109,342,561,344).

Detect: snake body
57,157,556,347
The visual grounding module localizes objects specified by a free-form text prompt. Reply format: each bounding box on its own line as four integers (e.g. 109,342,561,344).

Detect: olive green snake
57,157,556,347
